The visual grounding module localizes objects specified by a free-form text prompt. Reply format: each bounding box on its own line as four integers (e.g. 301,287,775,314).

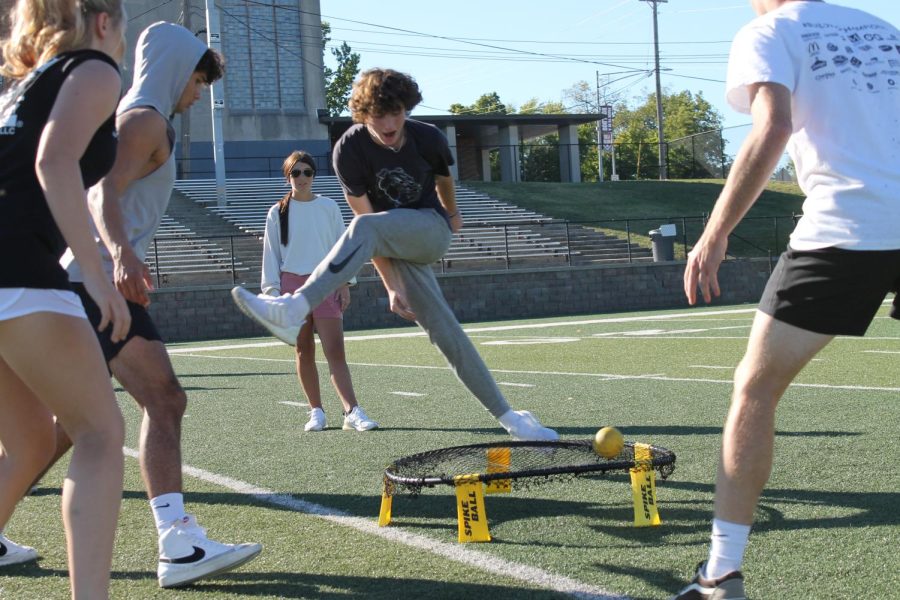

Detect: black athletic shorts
71,282,164,363
758,246,900,337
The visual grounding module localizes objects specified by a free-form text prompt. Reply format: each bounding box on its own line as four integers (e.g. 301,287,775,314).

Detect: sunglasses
290,168,315,178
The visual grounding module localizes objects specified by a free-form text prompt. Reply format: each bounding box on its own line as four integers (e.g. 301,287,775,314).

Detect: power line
128,0,176,22
238,0,649,74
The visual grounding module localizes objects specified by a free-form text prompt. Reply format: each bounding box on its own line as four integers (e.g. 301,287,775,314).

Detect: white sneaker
499,410,559,441
231,286,302,345
342,405,378,431
304,407,327,431
0,533,38,566
157,515,262,588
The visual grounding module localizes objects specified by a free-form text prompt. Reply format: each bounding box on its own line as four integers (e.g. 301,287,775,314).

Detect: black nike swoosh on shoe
0,542,7,557
160,546,206,564
328,245,361,274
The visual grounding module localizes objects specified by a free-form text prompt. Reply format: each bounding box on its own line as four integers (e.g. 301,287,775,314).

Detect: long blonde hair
1,0,123,79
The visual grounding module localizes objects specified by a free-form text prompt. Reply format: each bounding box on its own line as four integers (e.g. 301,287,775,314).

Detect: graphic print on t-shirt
375,167,422,208
801,20,900,93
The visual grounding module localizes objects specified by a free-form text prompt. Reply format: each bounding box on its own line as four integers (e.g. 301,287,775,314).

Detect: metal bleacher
172,176,576,270
154,176,652,286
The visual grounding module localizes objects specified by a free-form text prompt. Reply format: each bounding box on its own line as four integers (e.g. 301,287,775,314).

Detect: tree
321,22,360,117
449,92,509,116
517,99,565,182
612,89,725,180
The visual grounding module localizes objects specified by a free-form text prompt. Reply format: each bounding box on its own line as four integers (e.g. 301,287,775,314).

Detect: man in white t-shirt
674,1,899,598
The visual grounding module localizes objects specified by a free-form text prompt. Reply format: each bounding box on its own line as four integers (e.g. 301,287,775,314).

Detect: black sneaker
671,562,747,599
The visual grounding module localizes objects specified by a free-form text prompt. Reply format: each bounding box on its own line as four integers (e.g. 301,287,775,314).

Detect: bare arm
89,108,169,306
684,82,793,305
36,60,130,340
435,173,462,233
344,192,415,320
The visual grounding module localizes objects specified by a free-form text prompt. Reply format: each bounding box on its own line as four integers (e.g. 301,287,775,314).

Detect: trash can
649,223,676,262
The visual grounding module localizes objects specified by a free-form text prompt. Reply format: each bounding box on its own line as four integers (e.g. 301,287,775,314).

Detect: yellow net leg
454,475,492,542
485,447,512,495
630,443,661,527
378,477,393,527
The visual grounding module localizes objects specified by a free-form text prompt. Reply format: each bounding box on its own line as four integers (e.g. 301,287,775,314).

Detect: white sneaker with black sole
342,405,378,431
157,515,262,588
0,533,38,566
231,286,302,345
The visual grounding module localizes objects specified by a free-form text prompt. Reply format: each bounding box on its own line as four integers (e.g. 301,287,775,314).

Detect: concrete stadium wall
147,258,775,343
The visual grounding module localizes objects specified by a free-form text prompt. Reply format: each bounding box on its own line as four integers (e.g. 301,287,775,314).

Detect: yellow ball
592,426,624,458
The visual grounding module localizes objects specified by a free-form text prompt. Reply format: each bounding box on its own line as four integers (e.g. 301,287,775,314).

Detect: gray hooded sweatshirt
64,22,208,282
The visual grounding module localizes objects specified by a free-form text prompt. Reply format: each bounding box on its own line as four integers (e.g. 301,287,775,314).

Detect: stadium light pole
639,0,667,180
204,0,227,205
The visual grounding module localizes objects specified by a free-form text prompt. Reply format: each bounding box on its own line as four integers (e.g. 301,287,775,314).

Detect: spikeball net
378,440,676,542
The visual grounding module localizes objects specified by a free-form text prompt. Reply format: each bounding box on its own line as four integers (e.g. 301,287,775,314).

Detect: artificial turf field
2,301,897,599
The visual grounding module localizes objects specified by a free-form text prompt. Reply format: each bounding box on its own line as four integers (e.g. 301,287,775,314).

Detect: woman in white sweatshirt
261,151,377,432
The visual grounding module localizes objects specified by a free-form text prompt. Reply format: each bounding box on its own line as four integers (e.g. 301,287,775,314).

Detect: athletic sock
705,518,751,579
287,291,311,322
151,493,186,535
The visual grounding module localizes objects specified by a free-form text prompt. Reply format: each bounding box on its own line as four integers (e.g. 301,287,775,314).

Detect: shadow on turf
178,571,571,598
29,482,897,539
550,425,861,438
2,565,569,599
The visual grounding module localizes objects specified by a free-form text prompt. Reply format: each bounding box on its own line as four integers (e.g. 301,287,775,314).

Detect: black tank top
0,49,119,290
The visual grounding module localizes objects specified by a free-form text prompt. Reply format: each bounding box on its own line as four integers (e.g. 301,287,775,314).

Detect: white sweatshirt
260,195,348,295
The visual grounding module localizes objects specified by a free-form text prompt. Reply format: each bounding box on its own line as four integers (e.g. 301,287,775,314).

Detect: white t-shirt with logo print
726,1,900,250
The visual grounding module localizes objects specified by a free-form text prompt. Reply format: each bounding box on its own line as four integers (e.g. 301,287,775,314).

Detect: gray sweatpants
297,208,511,417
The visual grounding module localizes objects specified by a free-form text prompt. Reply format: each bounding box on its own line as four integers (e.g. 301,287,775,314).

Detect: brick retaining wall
147,258,775,343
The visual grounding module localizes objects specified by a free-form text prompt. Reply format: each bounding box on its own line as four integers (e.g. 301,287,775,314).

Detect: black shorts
758,247,900,336
71,282,164,363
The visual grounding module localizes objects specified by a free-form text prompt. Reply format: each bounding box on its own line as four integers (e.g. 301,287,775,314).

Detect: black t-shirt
0,50,119,290
332,119,454,217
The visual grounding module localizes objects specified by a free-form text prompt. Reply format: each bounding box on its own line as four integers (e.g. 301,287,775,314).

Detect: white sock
705,518,751,579
151,493,186,535
287,291,311,322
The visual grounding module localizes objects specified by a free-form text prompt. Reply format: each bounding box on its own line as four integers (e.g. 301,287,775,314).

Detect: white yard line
279,401,308,408
391,391,426,397
172,353,900,393
121,448,625,600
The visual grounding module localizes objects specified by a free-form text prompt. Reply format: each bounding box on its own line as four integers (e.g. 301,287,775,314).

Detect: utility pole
204,0,227,205
596,71,603,182
640,0,667,180
180,0,191,179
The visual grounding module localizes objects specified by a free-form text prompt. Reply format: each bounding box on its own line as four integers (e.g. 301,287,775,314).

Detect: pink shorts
280,272,343,320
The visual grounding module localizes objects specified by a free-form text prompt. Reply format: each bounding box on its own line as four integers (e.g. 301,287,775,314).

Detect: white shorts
0,288,87,322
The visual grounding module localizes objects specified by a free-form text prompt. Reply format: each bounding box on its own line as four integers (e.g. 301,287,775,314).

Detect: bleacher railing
145,214,800,290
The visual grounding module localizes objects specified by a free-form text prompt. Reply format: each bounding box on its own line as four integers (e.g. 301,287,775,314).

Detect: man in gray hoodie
55,22,262,588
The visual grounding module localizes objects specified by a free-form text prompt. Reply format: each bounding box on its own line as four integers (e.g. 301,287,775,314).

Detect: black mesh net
384,440,675,495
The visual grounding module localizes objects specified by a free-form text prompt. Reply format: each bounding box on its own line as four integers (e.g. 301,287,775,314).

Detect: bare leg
314,317,358,414
295,320,322,409
109,337,186,498
714,311,833,525
0,313,124,599
28,419,73,490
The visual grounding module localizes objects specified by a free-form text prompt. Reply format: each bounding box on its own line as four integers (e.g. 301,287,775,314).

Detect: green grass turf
2,302,897,599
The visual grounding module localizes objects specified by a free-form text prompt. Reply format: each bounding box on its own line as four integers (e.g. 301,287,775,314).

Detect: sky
320,0,900,153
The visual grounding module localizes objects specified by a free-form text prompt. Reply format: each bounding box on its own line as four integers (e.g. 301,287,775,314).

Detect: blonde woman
261,151,377,432
0,0,130,597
